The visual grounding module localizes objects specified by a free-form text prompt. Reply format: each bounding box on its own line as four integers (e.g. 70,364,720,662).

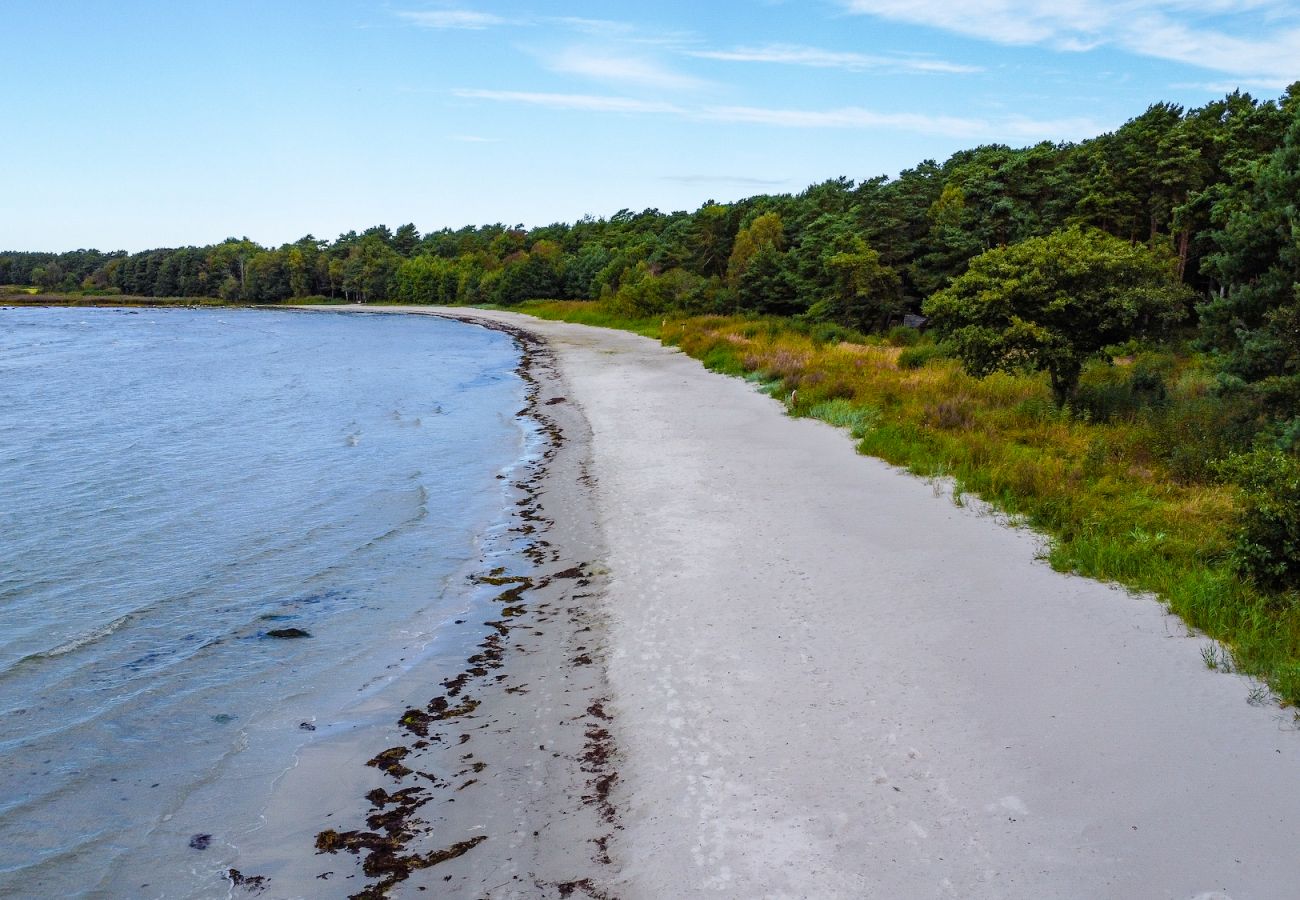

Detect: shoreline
231,308,619,897
343,304,1300,899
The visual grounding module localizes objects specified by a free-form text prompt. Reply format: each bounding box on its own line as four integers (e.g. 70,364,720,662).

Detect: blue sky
4,1,1298,251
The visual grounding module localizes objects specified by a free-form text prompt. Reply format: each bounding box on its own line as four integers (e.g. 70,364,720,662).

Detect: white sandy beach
337,306,1300,899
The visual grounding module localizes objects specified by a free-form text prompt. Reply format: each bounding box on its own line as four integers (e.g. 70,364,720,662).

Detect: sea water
0,307,530,896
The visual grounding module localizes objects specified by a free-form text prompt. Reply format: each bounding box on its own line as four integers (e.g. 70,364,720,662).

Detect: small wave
350,484,431,552
30,614,133,661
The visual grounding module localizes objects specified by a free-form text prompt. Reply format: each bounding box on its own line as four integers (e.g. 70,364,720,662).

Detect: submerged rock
265,628,311,639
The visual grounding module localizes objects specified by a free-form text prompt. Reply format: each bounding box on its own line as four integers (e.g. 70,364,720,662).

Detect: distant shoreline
0,292,230,307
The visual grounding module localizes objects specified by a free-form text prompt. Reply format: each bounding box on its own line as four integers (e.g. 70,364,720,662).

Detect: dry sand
304,307,1300,899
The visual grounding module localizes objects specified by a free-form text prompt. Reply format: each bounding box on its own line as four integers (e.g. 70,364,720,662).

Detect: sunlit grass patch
808,398,881,438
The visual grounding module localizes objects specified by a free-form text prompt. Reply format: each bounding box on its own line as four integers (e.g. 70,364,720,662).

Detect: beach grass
509,300,665,339
513,300,1300,706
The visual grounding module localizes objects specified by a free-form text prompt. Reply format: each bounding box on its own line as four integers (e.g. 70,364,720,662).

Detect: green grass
510,300,664,338
807,397,881,439
511,300,1300,707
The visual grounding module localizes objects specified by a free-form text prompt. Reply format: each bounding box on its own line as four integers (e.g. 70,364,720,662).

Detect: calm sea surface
0,307,530,896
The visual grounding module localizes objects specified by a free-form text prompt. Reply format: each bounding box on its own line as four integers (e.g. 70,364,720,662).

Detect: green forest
7,88,1298,422
6,86,1300,695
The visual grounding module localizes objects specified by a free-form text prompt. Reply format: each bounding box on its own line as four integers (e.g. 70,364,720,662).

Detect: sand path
386,307,1299,899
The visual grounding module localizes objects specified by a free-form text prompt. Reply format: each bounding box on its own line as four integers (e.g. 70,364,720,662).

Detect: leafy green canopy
924,227,1191,403
1200,94,1300,443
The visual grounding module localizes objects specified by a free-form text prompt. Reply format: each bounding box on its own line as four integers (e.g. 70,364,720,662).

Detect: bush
1073,353,1173,422
1146,394,1257,483
897,342,950,369
1219,449,1300,594
808,322,869,346
1074,362,1135,421
885,325,922,347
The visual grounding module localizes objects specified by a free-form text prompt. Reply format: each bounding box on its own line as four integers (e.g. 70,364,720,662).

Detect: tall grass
518,300,1300,705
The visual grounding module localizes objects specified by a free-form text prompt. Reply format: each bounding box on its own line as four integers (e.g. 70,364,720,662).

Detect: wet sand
234,313,616,898
285,305,1300,899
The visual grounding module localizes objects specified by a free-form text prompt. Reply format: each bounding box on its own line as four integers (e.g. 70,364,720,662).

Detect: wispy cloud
688,43,980,75
396,9,515,30
698,104,987,137
451,89,685,115
544,48,710,91
449,134,501,142
550,16,698,48
837,0,1300,87
452,89,1108,141
395,9,695,46
398,9,705,92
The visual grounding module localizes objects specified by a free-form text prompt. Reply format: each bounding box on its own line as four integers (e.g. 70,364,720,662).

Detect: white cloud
698,104,988,137
837,0,1300,87
396,9,514,30
688,43,981,75
451,89,685,115
450,134,501,142
395,10,695,46
544,48,710,91
549,16,697,47
452,89,1108,141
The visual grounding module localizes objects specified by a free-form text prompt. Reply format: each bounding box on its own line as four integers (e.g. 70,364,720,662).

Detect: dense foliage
1220,450,1300,593
925,227,1192,402
3,84,1297,440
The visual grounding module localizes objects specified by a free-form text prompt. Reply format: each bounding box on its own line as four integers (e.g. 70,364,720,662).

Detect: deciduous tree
925,227,1190,403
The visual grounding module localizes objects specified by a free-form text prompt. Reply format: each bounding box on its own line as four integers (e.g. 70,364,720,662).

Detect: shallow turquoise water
0,307,529,896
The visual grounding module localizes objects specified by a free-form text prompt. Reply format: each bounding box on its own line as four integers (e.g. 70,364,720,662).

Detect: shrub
808,321,869,346
923,396,975,430
885,325,922,347
897,342,950,369
1146,395,1257,484
1219,449,1300,594
1129,352,1173,406
1075,361,1136,422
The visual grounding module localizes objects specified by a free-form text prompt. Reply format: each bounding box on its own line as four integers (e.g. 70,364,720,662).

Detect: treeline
4,87,1297,418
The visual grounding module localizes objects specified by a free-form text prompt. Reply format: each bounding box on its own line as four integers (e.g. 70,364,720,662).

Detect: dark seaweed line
229,318,619,899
